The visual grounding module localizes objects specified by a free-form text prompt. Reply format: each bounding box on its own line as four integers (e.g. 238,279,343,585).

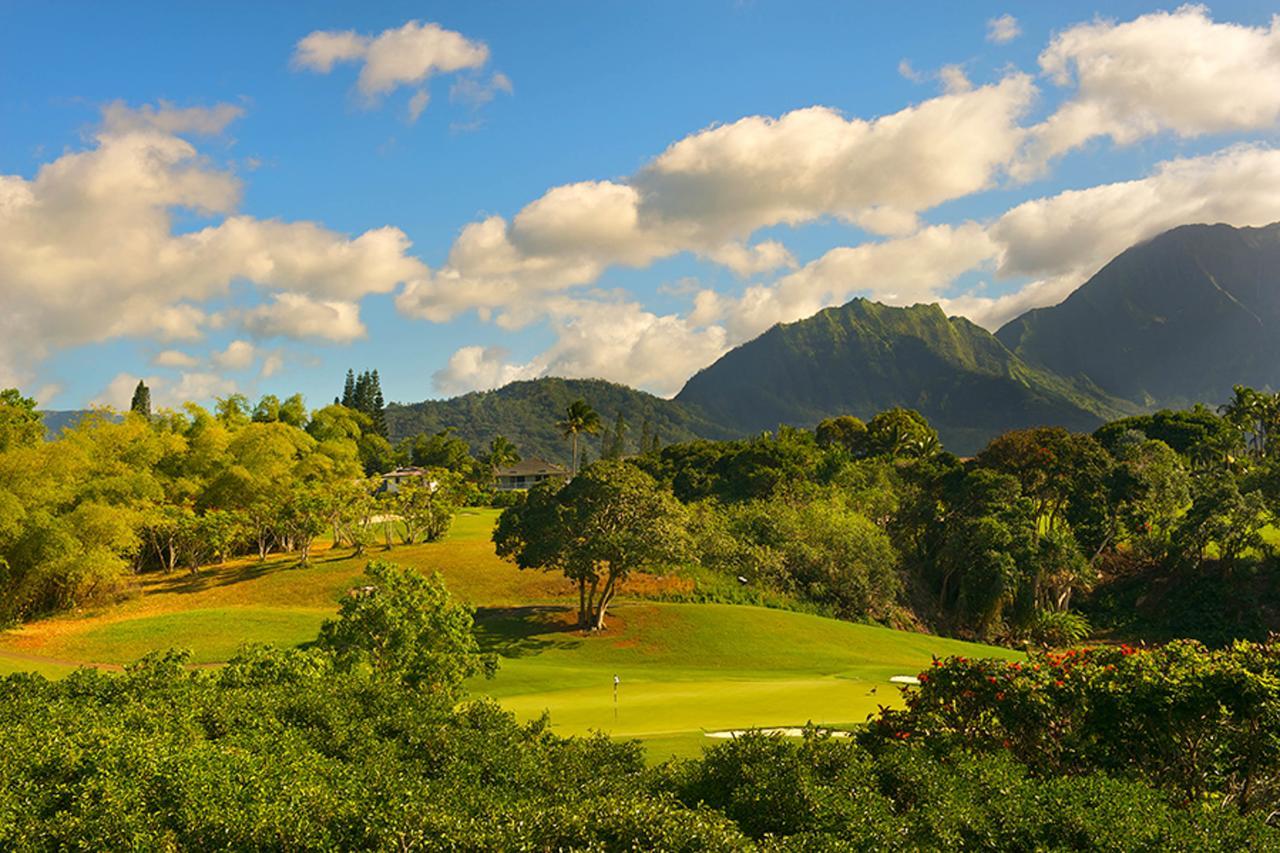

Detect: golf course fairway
0,508,1021,760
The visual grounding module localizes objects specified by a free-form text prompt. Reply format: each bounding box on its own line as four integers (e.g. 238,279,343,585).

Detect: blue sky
3,2,1280,410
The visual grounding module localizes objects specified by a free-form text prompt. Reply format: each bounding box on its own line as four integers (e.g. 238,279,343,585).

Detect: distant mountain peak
675,297,1131,455
997,220,1280,407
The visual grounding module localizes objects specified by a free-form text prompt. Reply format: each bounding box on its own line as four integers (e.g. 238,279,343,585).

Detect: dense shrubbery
667,733,1274,850
873,639,1280,816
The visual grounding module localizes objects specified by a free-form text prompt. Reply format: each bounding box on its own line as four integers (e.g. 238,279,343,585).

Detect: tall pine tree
342,368,388,439
369,370,388,439
603,411,629,459
341,369,356,407
129,380,151,419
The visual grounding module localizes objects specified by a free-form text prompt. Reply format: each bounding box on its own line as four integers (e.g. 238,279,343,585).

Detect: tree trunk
571,432,579,476
582,575,599,631
591,570,620,631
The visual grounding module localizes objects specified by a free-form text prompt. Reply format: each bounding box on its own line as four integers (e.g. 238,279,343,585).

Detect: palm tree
557,399,602,475
486,434,520,472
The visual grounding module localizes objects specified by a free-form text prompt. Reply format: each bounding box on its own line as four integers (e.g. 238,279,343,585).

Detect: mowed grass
472,602,1019,760
0,506,1022,761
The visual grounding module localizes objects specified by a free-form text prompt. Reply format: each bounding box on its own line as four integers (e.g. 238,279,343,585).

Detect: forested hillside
386,378,737,465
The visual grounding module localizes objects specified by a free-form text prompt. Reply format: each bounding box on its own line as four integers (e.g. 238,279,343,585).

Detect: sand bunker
889,675,920,685
705,727,853,739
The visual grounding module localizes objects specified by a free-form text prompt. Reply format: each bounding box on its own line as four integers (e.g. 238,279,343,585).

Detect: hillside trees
1220,385,1280,462
0,412,161,620
1095,405,1238,469
815,414,867,454
700,495,901,620
864,408,940,458
341,368,388,439
0,382,465,623
483,434,520,471
405,427,477,479
495,460,687,630
1105,434,1191,558
1172,474,1268,574
0,388,43,452
602,411,630,459
200,422,318,560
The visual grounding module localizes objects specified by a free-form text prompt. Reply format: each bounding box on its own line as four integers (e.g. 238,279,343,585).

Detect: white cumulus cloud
211,339,256,371
1020,6,1280,173
242,293,367,343
0,102,424,386
987,14,1021,44
293,19,494,116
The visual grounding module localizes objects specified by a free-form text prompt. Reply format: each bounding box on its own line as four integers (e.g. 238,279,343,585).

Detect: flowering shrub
871,639,1280,815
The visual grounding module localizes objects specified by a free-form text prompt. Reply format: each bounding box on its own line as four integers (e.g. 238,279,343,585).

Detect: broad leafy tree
0,388,43,452
316,560,495,694
495,460,687,630
815,414,867,455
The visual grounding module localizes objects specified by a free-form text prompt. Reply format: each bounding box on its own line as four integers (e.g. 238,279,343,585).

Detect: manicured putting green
472,601,1020,759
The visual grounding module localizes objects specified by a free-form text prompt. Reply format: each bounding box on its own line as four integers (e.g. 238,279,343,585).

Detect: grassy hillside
0,509,1018,759
386,377,739,466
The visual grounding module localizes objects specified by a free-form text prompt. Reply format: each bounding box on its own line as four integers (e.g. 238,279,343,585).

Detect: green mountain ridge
39,409,114,439
674,298,1137,455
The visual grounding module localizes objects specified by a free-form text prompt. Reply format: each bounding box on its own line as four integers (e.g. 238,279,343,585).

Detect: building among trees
494,458,569,491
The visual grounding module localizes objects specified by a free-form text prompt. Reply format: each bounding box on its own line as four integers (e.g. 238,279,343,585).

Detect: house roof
495,458,568,477
382,466,428,479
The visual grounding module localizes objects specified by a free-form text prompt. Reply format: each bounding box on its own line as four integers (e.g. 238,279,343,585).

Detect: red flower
996,692,1005,701
1055,680,1065,688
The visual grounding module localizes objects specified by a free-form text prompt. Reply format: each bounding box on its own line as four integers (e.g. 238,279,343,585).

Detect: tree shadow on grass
473,606,584,658
143,549,360,597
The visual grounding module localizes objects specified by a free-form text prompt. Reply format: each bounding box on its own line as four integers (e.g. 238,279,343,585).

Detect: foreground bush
873,639,1280,816
0,659,745,850
666,733,1273,850
4,662,1271,850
